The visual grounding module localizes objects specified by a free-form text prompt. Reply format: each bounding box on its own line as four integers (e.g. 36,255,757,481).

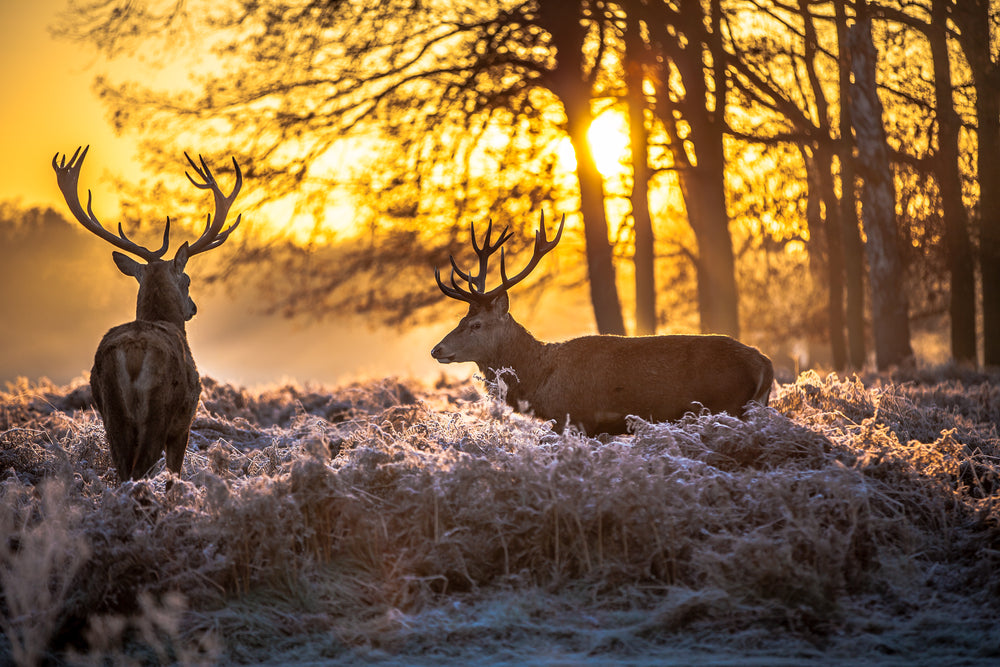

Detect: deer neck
135,282,187,332
478,318,548,406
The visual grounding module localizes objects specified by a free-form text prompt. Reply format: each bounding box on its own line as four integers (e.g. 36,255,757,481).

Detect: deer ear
489,291,510,315
173,242,190,272
112,252,143,281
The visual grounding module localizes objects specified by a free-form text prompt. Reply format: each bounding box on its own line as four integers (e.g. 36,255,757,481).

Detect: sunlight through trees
46,0,1000,370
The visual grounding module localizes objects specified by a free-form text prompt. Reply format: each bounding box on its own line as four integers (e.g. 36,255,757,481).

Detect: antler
184,152,243,256
436,212,565,305
448,219,514,293
52,146,170,261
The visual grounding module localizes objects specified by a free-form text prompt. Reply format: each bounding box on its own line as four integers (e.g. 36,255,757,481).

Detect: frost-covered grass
1,369,999,665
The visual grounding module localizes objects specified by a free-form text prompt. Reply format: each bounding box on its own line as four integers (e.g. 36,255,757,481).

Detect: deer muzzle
431,344,455,363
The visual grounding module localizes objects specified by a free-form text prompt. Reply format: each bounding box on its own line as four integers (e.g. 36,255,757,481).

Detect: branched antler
52,146,170,261
53,147,245,262
436,211,565,305
184,152,244,256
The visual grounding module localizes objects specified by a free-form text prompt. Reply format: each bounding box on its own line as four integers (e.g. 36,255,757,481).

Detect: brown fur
92,320,199,480
54,146,243,482
433,295,774,435
91,254,201,481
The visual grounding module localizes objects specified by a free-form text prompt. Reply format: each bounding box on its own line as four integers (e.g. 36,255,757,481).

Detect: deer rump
91,321,200,481
507,334,773,436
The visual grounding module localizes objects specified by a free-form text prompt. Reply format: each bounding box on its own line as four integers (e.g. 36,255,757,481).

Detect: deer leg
165,430,188,476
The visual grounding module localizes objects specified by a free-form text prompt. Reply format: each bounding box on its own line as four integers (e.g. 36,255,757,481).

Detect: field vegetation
1,369,999,665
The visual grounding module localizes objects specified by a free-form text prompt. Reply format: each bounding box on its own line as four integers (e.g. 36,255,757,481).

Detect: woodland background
3,2,1000,664
3,0,998,380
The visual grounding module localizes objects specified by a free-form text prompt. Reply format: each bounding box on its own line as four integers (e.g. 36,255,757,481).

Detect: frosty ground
1,367,998,665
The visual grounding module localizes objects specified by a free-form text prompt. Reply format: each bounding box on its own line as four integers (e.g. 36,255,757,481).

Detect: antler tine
448,255,479,293
489,211,565,299
471,218,514,257
51,145,168,261
436,218,503,304
435,212,563,305
119,217,171,258
184,153,244,256
435,266,484,305
444,218,513,295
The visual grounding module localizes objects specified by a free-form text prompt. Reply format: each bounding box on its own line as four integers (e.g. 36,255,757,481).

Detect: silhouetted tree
535,1,626,334
848,13,912,369
643,0,741,337
951,0,1000,366
56,0,630,332
623,6,657,335
873,0,978,364
928,0,976,363
834,0,868,369
725,0,857,368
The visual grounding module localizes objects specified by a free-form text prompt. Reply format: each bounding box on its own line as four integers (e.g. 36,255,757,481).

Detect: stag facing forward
53,146,243,481
431,213,773,435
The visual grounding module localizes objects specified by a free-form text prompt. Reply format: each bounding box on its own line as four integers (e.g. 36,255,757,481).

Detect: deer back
53,146,244,481
91,320,200,480
91,254,201,479
497,333,773,435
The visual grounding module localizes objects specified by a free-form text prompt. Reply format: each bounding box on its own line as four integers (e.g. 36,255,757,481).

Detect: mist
0,206,447,388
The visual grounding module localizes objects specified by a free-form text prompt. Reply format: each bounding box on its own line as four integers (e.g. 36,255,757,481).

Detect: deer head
52,146,243,329
431,212,564,364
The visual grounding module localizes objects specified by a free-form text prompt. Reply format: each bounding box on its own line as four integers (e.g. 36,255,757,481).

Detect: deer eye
470,321,482,331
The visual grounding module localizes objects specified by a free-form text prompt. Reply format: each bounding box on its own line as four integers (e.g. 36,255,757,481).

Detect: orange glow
553,109,631,179
588,110,630,178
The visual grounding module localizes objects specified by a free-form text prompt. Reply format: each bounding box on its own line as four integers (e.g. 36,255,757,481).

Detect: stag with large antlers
53,146,243,482
432,213,774,435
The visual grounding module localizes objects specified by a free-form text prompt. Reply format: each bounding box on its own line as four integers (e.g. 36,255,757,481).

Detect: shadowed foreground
1,368,999,665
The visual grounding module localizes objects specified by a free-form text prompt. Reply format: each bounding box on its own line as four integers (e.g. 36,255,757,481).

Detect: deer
431,213,774,436
52,146,243,482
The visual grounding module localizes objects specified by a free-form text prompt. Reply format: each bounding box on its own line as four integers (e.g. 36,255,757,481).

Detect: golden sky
0,1,613,388
0,1,138,214
0,1,451,387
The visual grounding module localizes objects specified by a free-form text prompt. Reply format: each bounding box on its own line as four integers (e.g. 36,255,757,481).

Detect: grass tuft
0,370,998,664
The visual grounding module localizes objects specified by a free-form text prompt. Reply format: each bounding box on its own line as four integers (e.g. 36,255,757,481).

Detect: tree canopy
52,0,1000,369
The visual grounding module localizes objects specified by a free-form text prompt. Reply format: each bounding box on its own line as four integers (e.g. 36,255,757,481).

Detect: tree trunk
655,0,740,337
625,14,656,335
835,0,867,368
800,0,846,369
676,158,740,337
701,0,739,338
929,0,977,364
813,144,848,370
847,16,912,370
955,0,1000,365
979,91,1000,366
565,102,627,335
538,1,626,335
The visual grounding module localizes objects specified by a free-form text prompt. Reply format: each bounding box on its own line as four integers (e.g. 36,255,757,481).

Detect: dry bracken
0,369,998,665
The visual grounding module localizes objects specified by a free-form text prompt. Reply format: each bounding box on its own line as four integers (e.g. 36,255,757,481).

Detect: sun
587,109,630,177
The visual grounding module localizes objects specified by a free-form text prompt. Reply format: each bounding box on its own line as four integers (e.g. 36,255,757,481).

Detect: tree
56,0,629,333
952,0,1000,366
871,0,978,364
644,0,741,337
847,14,912,369
928,0,977,363
724,0,857,368
834,0,867,369
799,0,849,370
535,0,626,334
623,6,657,335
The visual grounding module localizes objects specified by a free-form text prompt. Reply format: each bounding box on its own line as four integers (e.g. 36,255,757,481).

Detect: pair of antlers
52,146,243,262
436,212,565,306
55,145,559,300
